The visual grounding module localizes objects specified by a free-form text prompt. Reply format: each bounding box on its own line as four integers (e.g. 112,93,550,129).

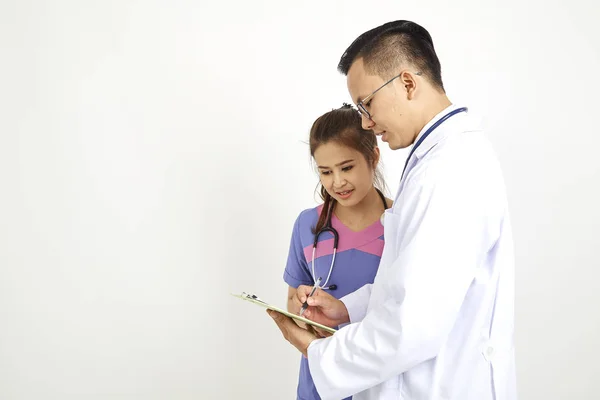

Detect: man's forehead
347,59,381,103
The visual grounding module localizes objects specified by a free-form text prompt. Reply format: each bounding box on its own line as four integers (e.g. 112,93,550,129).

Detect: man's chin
388,138,414,151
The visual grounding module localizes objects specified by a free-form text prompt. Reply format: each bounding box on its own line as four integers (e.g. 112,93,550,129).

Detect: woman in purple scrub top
283,104,392,400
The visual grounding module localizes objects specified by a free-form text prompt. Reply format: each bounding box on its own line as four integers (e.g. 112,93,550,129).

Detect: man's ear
399,71,418,100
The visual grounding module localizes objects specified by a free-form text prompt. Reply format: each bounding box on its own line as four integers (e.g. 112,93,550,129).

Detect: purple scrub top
283,204,385,400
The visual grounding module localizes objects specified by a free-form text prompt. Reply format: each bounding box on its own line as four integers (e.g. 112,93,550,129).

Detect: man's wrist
339,302,350,324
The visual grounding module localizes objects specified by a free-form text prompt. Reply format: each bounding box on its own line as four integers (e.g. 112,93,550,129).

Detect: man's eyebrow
357,91,374,104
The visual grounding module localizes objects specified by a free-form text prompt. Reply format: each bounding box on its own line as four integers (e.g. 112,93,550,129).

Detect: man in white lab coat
269,20,517,400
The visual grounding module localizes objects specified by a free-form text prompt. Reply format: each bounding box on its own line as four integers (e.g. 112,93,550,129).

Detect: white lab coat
307,104,517,400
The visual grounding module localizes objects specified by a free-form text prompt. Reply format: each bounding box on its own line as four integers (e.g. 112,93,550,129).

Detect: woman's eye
365,100,372,108
342,165,354,172
320,170,331,175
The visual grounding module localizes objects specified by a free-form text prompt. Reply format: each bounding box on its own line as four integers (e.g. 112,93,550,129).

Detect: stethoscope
401,107,468,180
311,188,389,291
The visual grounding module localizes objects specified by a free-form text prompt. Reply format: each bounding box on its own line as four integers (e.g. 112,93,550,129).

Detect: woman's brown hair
310,104,386,234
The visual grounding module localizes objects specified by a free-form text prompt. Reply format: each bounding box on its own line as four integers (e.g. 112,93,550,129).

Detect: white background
1,0,599,399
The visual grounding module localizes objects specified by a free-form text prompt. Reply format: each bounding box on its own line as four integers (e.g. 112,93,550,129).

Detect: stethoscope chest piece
380,212,385,226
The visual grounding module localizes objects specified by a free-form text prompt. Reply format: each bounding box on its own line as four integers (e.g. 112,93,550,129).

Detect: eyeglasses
356,71,422,120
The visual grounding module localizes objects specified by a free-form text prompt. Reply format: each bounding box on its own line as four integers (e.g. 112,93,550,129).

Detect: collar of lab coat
411,103,467,160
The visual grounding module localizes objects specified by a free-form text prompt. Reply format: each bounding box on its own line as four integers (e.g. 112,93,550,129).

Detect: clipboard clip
241,291,267,304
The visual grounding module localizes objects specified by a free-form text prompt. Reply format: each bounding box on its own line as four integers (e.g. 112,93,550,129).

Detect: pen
299,277,321,317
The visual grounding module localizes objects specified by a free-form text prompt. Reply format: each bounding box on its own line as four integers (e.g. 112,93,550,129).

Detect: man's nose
361,114,375,130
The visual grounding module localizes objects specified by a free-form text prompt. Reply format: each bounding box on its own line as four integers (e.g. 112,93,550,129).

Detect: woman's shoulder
293,204,323,228
289,205,324,245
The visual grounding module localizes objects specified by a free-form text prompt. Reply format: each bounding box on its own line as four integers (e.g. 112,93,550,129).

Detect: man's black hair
338,20,444,91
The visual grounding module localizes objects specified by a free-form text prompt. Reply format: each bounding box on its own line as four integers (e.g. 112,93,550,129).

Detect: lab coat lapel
394,105,474,203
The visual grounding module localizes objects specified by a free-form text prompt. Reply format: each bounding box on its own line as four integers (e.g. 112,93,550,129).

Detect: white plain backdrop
1,1,599,399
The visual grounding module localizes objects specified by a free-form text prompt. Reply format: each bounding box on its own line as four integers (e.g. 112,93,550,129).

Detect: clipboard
231,292,337,334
